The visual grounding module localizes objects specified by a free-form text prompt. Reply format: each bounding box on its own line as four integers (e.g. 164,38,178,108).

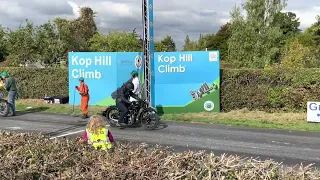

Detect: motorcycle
102,99,160,130
0,91,10,117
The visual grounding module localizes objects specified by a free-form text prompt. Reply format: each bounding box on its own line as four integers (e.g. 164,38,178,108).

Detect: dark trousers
116,100,128,124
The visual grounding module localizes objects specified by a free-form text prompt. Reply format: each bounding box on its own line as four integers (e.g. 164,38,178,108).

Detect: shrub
0,67,68,99
0,131,319,179
221,68,320,112
280,39,317,69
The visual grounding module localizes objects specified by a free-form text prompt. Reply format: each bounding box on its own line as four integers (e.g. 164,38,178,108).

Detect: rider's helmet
78,77,84,82
1,72,8,78
125,82,134,91
130,70,138,77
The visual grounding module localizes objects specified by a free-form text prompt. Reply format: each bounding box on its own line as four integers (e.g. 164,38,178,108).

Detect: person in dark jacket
116,81,142,128
1,72,17,116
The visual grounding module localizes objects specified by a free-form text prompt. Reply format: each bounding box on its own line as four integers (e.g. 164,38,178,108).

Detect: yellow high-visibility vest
86,127,112,150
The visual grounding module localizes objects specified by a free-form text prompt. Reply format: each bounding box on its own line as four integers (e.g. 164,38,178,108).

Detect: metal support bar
142,0,154,107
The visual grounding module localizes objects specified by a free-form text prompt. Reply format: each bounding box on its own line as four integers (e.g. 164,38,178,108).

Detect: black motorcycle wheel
103,106,119,127
140,107,159,130
0,99,9,117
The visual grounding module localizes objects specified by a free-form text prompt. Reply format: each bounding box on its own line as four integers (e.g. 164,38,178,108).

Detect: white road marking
49,130,84,139
49,125,110,139
7,126,21,130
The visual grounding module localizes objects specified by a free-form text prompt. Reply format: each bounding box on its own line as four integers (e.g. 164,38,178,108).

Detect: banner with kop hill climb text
68,51,220,113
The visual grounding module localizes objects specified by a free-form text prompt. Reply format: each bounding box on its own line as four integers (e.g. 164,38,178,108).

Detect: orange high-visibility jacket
77,82,89,96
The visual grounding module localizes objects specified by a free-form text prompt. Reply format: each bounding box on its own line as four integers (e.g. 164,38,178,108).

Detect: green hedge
0,67,68,99
221,68,320,112
2,67,320,112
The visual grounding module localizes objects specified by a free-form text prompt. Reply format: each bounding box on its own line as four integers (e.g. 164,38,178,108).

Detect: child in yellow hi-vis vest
80,115,114,150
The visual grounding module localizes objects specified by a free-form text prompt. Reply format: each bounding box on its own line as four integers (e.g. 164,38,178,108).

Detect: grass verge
15,99,320,132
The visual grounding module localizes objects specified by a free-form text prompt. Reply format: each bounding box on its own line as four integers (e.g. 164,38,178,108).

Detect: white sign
209,52,218,61
307,102,320,123
204,101,214,111
135,55,142,69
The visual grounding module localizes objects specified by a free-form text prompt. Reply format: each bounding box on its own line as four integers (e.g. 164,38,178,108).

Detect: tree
273,12,300,37
197,34,205,50
160,36,176,51
54,7,97,62
270,11,301,63
182,34,214,51
0,25,7,61
206,23,231,60
131,28,143,51
154,41,167,52
182,35,197,51
6,20,38,66
197,34,214,50
305,15,320,45
227,0,287,68
280,39,317,68
89,30,142,52
34,22,64,65
276,17,320,69
4,20,65,66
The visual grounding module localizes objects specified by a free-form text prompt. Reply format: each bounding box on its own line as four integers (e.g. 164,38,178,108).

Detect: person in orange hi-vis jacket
75,77,90,119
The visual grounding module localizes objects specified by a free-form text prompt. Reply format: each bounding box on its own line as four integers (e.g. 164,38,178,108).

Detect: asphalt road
1,111,320,167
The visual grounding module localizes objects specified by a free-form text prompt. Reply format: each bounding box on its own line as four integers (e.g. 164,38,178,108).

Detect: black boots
82,114,89,119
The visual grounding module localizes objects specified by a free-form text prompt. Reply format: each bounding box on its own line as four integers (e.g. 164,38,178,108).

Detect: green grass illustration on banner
156,78,220,114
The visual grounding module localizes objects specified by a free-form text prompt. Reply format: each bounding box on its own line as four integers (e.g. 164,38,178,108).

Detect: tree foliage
0,25,7,61
89,30,142,52
227,0,288,68
183,35,198,51
274,12,300,37
6,20,38,66
305,16,320,46
159,36,176,52
54,7,97,62
206,23,231,60
280,39,314,69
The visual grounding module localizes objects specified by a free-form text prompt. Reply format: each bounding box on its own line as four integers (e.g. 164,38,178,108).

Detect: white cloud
100,2,134,17
289,6,320,29
67,1,81,18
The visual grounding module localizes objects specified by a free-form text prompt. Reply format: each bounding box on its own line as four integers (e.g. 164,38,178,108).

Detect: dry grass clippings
17,99,306,123
175,109,305,122
17,99,105,113
0,131,319,180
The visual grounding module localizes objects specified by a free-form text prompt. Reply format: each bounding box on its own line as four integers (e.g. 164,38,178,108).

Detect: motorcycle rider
116,81,143,128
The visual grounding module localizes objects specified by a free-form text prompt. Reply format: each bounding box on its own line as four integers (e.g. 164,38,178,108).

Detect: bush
0,67,68,99
280,39,318,69
221,68,320,112
0,131,319,179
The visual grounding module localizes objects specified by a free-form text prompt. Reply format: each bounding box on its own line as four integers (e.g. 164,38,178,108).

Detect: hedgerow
0,67,68,99
1,67,320,112
221,68,320,112
0,131,319,179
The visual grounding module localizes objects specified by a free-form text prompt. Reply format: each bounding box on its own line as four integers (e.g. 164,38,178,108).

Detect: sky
0,0,319,49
